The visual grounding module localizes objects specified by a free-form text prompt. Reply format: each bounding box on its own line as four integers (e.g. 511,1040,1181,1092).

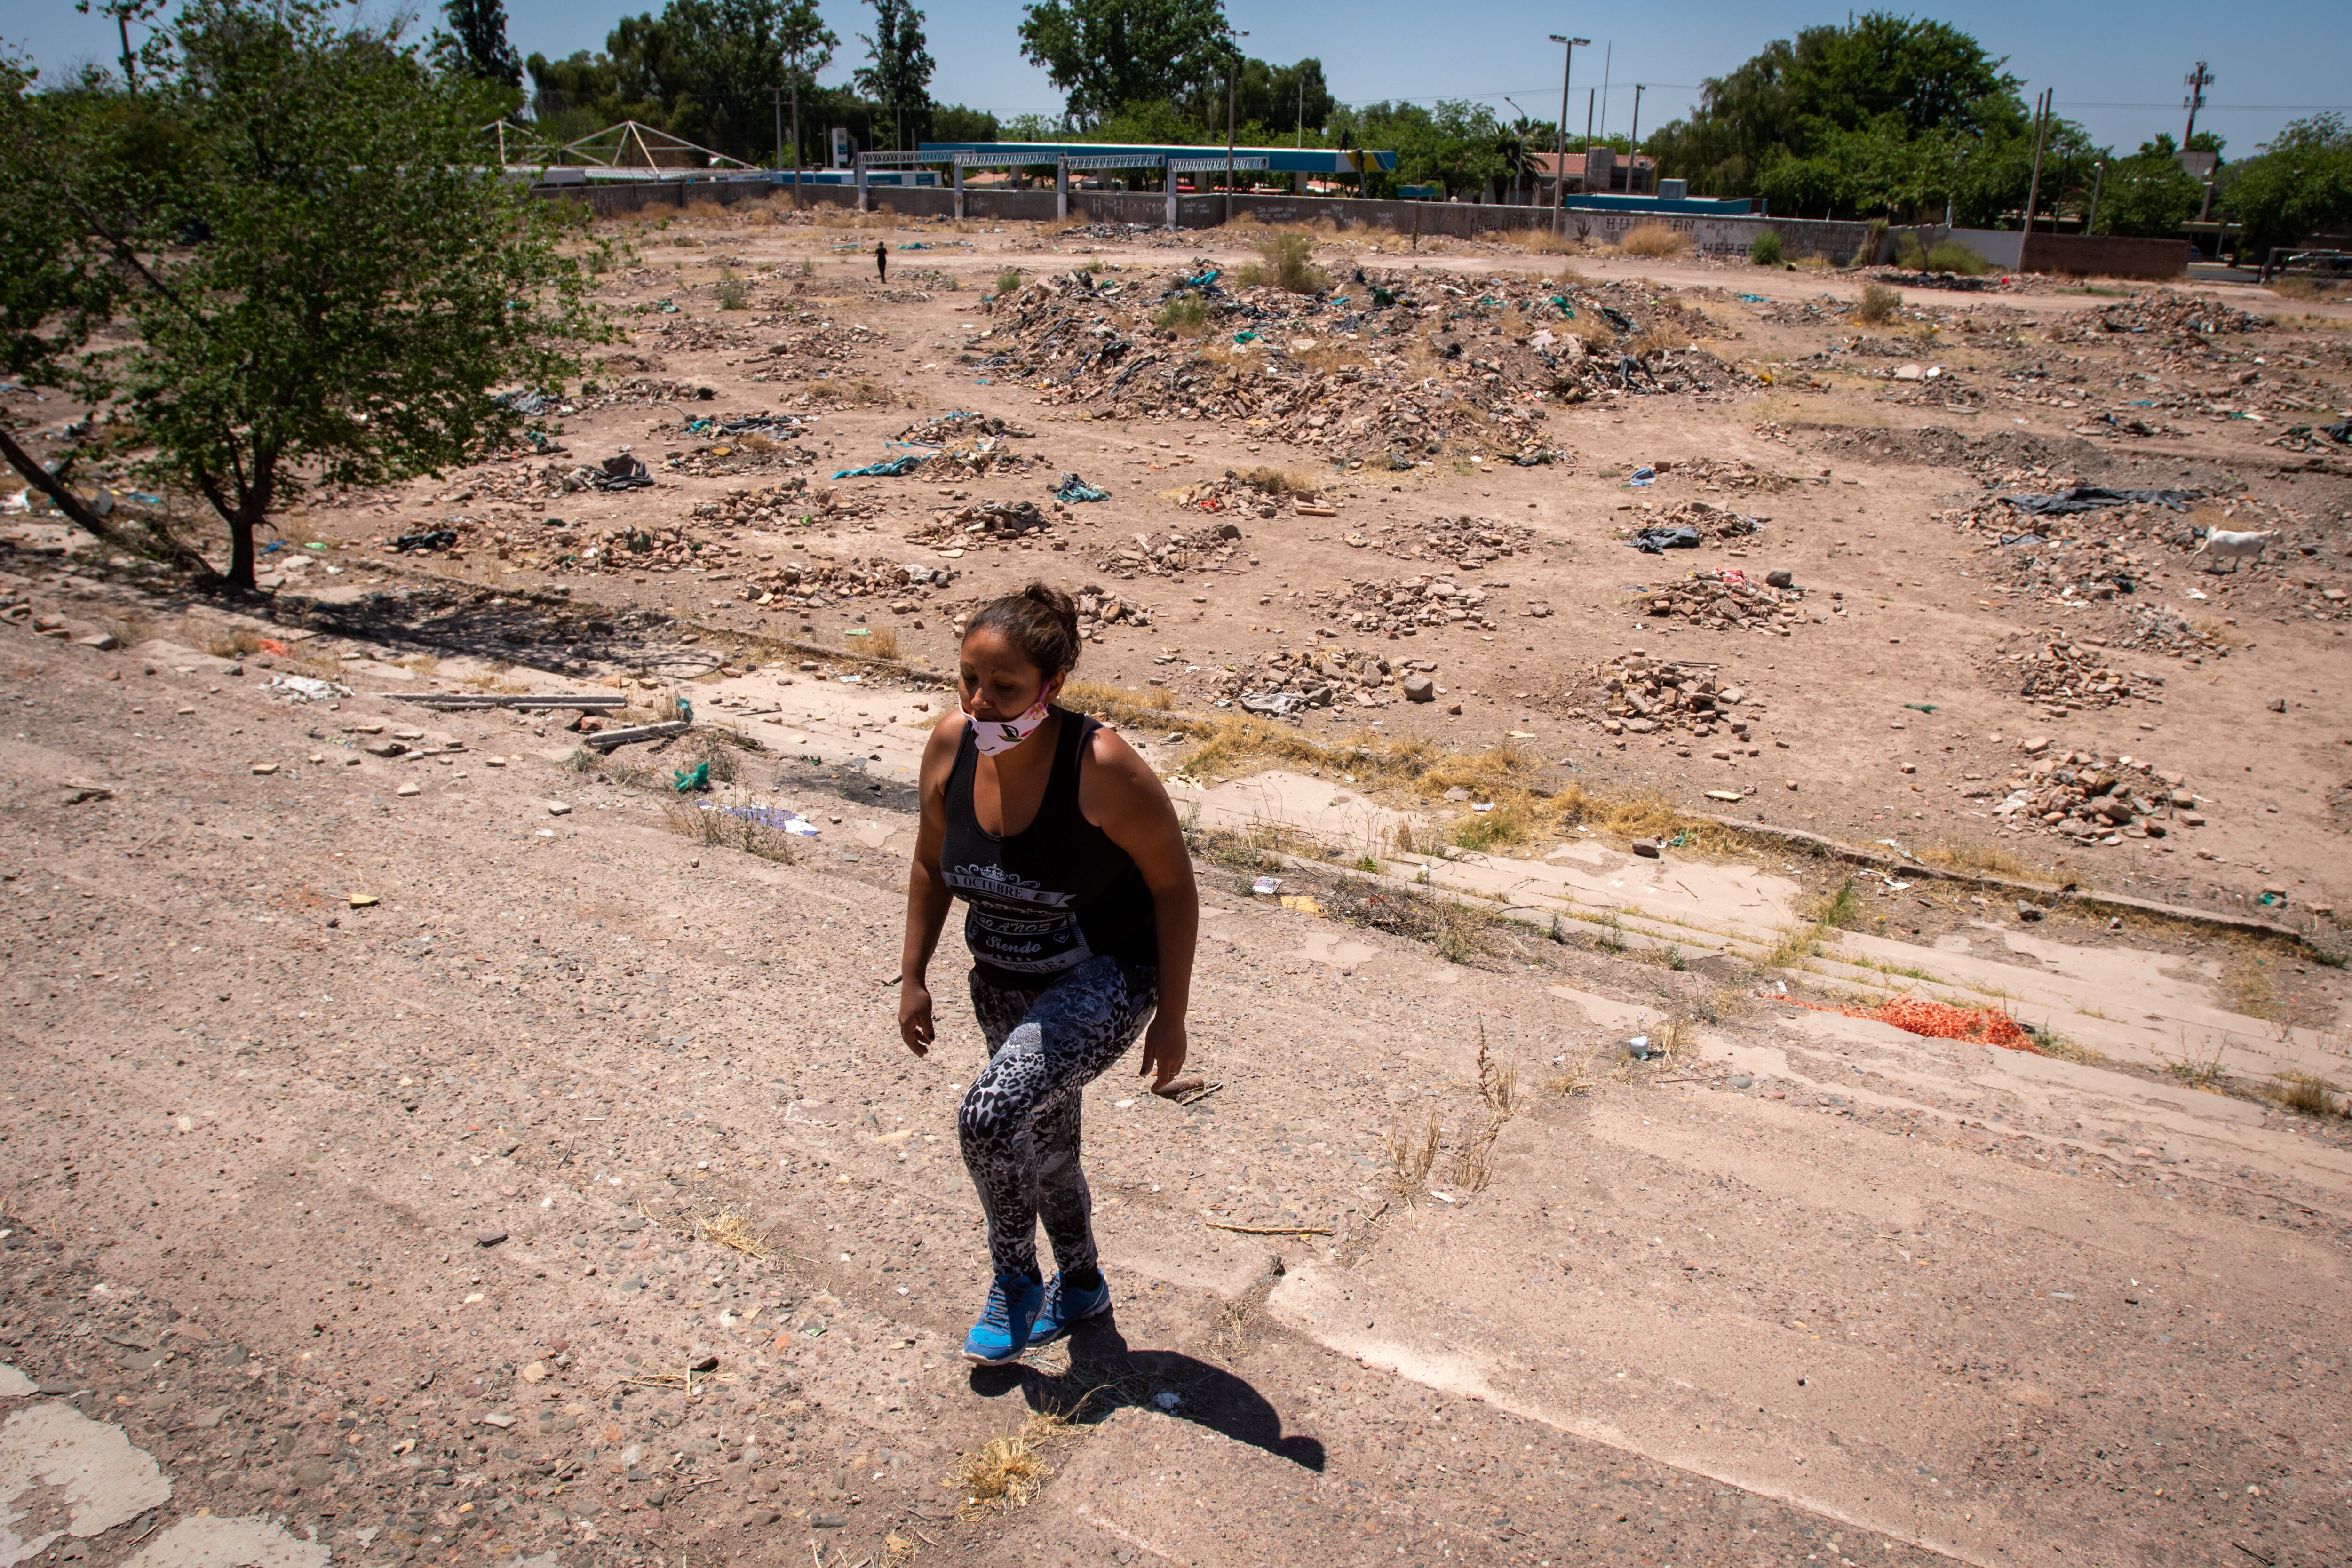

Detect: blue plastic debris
1053,472,1109,503
832,454,927,478
1624,466,1657,487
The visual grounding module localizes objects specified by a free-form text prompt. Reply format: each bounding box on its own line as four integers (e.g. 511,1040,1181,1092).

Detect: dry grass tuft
1236,466,1322,498
954,1433,1050,1515
660,800,797,864
2278,1072,2345,1118
1063,677,1176,724
857,623,901,660
1386,1111,1440,1195
1914,840,2035,879
1237,230,1332,294
692,1204,772,1260
1856,282,1902,325
1545,1051,1596,1096
1617,223,1692,258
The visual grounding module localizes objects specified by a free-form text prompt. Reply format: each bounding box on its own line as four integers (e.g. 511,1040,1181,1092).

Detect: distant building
1528,149,1659,198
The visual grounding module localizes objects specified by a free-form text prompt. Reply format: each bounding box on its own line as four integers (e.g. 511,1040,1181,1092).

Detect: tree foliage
430,0,523,89
853,0,932,149
2094,134,2205,237
0,0,607,588
2223,114,2352,254
1017,0,1232,127
1642,11,2073,223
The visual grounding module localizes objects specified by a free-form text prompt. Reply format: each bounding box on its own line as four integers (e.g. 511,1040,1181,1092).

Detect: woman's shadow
968,1309,1326,1472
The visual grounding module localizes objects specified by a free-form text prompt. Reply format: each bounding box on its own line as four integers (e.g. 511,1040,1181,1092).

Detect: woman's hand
899,978,935,1056
1138,1010,1188,1091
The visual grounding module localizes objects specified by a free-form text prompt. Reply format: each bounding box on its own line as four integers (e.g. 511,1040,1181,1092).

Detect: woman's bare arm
1079,726,1199,1086
898,714,968,1053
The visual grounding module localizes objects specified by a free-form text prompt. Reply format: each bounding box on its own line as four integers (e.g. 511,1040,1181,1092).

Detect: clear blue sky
13,0,2344,158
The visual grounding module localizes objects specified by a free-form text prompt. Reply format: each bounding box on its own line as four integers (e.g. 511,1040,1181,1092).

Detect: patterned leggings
961,954,1158,1278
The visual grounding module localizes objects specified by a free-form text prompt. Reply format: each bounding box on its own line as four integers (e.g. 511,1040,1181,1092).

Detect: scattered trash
832,454,926,479
1902,702,1939,714
392,528,458,552
1052,472,1109,503
593,454,655,491
499,390,561,416
1624,466,1657,487
672,762,710,793
1627,525,1702,552
1278,893,1323,916
1999,486,2196,517
1250,875,1283,896
717,805,819,836
261,674,350,703
1627,1035,1664,1059
1239,690,1312,719
1735,293,1768,303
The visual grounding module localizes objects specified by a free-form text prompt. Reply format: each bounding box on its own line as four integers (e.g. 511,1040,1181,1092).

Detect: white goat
2195,528,2276,572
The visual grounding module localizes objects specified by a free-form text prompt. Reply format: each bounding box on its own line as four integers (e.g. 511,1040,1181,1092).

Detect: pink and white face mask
966,688,1055,755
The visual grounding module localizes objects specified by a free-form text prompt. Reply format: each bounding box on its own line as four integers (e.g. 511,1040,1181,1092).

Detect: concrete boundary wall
529,182,2180,279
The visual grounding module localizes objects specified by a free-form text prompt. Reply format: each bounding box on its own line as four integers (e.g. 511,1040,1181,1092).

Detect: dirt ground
4,201,2351,1568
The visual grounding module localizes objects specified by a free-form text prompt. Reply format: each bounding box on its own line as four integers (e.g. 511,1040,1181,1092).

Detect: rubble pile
1355,514,1533,564
1991,745,2197,843
686,479,815,525
1634,567,1809,632
553,523,750,575
1584,653,1756,737
580,377,718,411
1096,521,1246,578
1619,498,1767,551
739,557,955,613
899,412,1031,444
1333,573,1501,632
1159,472,1314,518
1991,635,2170,710
1645,455,1804,493
750,316,890,368
967,263,1753,465
2056,290,2270,345
1212,644,1400,714
924,435,1043,480
904,498,1061,547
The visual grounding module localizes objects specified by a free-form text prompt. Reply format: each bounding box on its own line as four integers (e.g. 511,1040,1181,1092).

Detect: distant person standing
898,584,1199,1364
875,239,888,284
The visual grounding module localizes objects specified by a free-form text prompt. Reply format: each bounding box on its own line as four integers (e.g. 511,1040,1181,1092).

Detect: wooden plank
583,721,691,750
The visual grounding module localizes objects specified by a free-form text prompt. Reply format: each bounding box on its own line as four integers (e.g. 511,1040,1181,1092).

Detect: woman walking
898,584,1198,1364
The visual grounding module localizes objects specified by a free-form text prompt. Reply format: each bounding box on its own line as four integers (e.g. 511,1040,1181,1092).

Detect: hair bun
966,581,1082,678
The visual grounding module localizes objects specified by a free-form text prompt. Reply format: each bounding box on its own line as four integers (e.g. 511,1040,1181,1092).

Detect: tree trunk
225,507,259,590
0,426,217,580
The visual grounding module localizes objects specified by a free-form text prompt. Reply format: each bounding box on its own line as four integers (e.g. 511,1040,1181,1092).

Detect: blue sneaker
962,1272,1045,1364
1026,1271,1112,1346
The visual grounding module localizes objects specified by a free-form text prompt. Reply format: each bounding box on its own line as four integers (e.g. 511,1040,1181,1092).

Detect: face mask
967,686,1056,756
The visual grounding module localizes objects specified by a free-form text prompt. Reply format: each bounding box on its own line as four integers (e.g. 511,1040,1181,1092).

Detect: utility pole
1597,41,1611,152
1296,77,1304,150
1628,84,1645,192
1225,30,1248,225
2022,88,2050,236
2086,160,2105,235
772,86,785,173
2183,61,2213,145
1549,34,1589,232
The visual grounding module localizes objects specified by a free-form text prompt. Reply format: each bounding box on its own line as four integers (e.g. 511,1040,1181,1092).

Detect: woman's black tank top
939,708,1159,986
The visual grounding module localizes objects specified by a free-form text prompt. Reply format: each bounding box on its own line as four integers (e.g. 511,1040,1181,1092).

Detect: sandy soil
3,203,2351,1568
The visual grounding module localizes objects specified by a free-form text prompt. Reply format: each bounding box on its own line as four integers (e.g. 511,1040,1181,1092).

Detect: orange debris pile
1788,992,2038,1052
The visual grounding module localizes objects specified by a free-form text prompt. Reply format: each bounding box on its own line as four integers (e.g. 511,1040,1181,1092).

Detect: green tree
1642,11,2031,220
2094,134,2204,237
853,0,932,151
1017,0,1231,127
596,0,835,164
2224,114,2352,254
431,0,523,89
0,0,607,589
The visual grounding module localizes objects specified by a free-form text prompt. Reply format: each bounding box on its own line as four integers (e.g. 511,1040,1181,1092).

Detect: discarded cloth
2324,418,2352,445
393,528,457,551
1735,293,1767,303
672,762,710,793
2000,485,2194,515
262,674,351,703
1052,472,1109,503
719,416,802,438
832,454,926,478
1627,525,1703,553
1599,304,1635,332
1239,690,1310,719
594,454,654,491
1624,466,1657,487
499,390,561,416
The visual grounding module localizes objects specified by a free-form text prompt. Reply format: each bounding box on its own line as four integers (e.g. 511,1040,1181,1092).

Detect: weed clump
1156,293,1208,334
1856,282,1902,325
1923,240,1992,275
1239,230,1331,294
1618,223,1691,259
1748,229,1783,266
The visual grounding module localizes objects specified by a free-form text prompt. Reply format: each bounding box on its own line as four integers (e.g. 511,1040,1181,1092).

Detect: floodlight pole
1550,34,1589,233
2086,161,2105,235
2023,88,2051,236
1226,30,1248,225
1628,84,1644,192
